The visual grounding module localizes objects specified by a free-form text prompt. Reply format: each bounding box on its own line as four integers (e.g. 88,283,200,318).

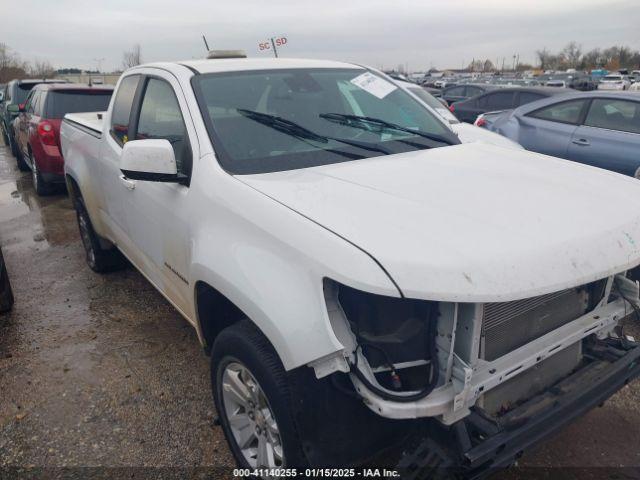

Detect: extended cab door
567,98,640,176
99,74,143,245
118,71,197,315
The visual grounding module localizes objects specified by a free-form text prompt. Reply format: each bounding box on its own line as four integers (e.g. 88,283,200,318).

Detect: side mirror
119,139,186,183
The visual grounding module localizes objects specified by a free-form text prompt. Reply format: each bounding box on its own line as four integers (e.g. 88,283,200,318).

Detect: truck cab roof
136,58,363,76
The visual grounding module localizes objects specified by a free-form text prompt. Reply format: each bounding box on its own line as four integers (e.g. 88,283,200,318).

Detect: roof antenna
202,35,210,52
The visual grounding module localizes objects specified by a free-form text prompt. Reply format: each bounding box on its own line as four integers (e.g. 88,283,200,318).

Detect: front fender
189,157,400,370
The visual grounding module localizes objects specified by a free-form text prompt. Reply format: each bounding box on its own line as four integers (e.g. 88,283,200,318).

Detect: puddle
0,181,30,223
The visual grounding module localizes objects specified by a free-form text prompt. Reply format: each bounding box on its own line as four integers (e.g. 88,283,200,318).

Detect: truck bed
63,112,106,136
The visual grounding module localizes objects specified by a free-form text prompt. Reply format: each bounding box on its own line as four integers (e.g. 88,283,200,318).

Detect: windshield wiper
237,109,391,155
319,113,456,146
237,109,327,143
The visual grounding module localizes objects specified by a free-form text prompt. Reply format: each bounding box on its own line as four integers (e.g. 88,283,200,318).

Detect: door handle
119,174,136,190
572,138,590,146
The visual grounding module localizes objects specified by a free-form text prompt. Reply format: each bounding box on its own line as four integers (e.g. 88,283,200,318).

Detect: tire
211,320,308,469
0,248,14,313
11,133,28,171
8,130,18,157
74,195,124,273
30,153,54,196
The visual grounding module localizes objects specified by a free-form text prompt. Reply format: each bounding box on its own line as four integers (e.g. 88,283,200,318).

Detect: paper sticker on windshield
350,72,397,99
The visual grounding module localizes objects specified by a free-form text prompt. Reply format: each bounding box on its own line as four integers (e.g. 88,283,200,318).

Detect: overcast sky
3,0,639,72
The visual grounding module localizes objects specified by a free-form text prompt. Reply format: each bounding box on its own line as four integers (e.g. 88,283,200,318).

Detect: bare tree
562,41,582,68
536,48,552,70
0,43,29,83
581,48,602,69
122,44,142,69
29,59,55,79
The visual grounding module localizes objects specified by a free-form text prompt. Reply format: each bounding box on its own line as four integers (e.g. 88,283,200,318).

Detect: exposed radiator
481,287,590,361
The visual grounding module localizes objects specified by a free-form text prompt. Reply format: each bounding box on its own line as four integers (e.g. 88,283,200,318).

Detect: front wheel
211,320,308,469
11,133,28,171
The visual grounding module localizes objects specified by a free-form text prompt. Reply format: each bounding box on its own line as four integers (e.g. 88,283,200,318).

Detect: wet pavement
0,137,639,477
0,140,233,473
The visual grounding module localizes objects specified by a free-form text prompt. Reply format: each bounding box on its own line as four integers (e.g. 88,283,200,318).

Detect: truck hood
239,143,640,302
451,122,523,150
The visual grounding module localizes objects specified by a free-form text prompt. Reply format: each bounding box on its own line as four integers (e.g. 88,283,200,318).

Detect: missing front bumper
397,338,640,479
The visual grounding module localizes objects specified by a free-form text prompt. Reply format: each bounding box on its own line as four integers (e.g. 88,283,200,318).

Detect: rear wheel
74,196,124,273
211,320,308,468
30,153,54,196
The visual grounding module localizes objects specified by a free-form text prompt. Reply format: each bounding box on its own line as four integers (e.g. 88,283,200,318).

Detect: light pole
93,57,105,73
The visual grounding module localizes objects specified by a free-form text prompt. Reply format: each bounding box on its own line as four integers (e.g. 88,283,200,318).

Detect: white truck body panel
65,112,106,134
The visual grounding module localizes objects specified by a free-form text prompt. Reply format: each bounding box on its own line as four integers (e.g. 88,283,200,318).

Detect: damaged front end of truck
297,272,640,475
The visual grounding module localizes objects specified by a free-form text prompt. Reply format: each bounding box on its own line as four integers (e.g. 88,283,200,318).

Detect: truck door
118,72,196,316
99,74,143,247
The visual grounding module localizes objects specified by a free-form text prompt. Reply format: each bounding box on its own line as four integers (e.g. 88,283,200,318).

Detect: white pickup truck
60,54,640,474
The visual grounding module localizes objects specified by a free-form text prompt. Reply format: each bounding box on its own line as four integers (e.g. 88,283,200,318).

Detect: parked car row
478,91,640,177
449,86,567,123
0,80,113,195
418,69,634,93
395,80,523,149
55,54,640,474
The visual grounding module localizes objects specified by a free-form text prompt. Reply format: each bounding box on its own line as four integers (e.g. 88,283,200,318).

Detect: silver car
481,91,640,177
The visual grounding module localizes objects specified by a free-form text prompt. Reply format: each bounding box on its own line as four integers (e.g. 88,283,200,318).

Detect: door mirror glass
119,139,184,183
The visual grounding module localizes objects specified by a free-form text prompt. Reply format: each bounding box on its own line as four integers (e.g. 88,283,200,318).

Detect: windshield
192,68,458,174
407,86,459,124
603,76,622,81
45,90,113,118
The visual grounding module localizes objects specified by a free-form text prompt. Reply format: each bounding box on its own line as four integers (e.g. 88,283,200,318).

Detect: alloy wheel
221,362,285,468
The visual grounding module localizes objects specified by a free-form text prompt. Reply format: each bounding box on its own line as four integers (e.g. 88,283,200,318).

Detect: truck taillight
37,121,56,146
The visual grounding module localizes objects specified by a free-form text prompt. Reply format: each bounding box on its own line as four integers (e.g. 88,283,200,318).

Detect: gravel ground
0,137,639,479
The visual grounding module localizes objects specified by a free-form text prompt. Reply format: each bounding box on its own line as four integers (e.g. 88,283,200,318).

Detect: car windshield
192,68,458,174
603,76,622,81
407,86,459,124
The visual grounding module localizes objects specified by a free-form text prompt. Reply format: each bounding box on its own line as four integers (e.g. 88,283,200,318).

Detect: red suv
14,83,113,195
